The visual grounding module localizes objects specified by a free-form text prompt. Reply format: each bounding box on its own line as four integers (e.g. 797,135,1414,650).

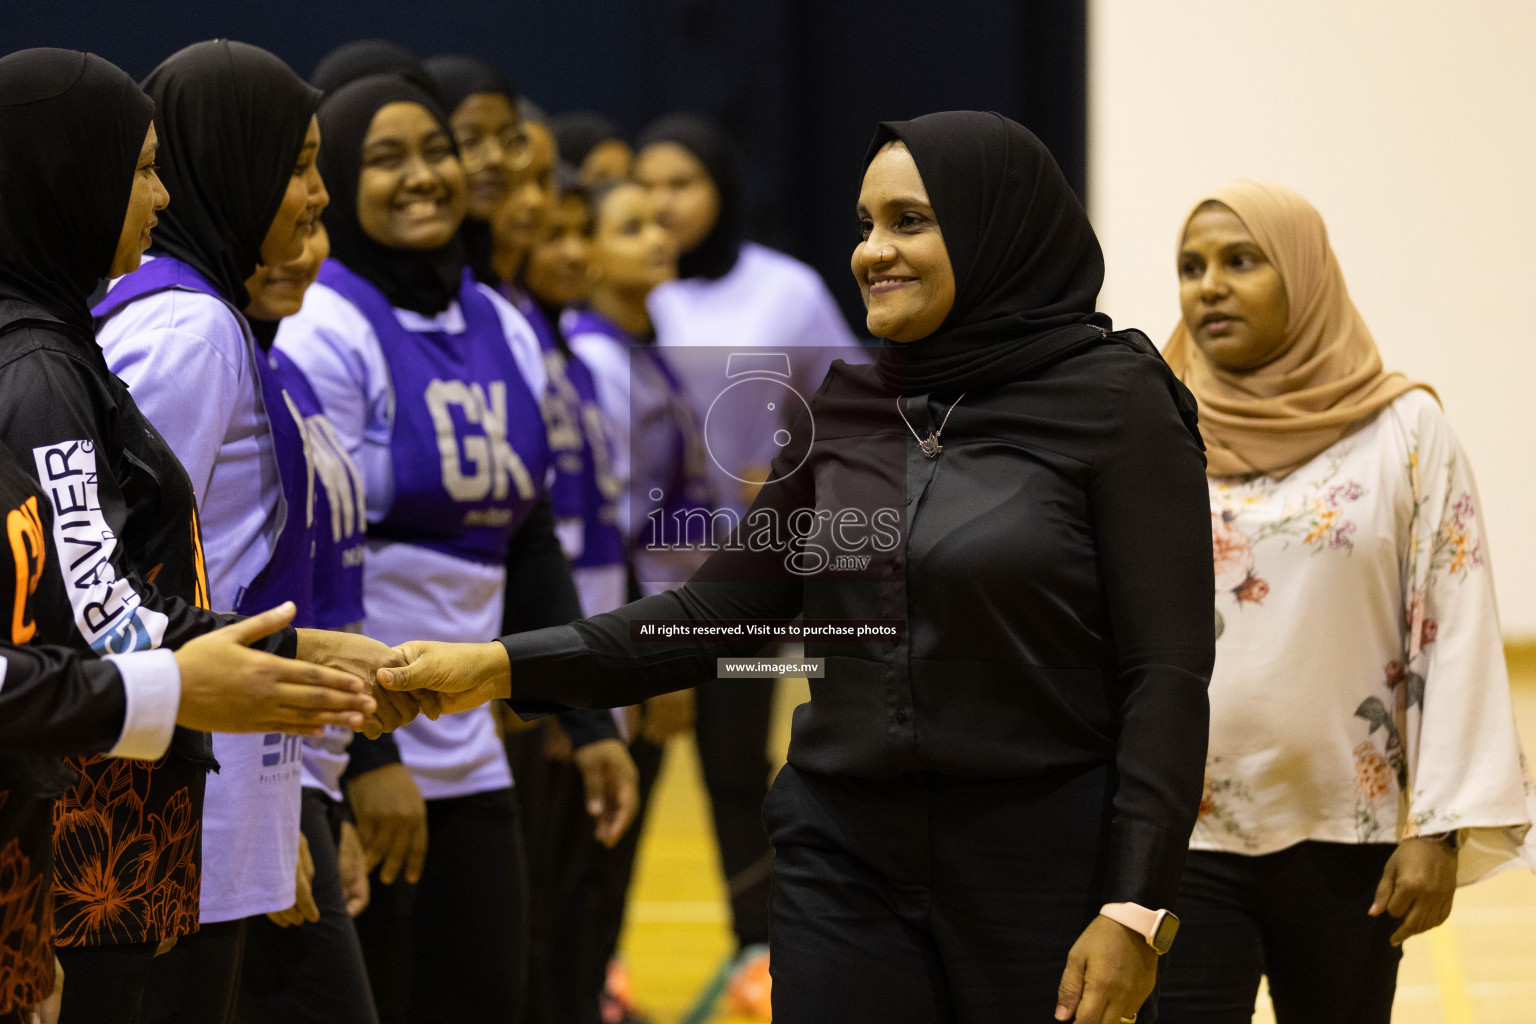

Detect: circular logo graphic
703,375,814,485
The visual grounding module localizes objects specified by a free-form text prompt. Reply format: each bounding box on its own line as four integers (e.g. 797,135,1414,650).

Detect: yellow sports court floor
617,657,1536,1024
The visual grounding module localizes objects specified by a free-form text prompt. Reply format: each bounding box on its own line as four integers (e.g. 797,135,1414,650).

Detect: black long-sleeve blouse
498,341,1215,908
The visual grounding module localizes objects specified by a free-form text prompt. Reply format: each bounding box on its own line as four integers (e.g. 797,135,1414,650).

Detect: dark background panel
7,0,1086,327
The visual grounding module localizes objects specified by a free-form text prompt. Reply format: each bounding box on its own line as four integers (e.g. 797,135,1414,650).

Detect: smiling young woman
562,179,706,595
423,55,530,288
274,72,635,1024
1157,181,1536,1024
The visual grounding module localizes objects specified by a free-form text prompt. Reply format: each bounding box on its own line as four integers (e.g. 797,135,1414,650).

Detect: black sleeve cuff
1103,817,1188,910
342,733,403,779
557,708,621,748
237,617,298,659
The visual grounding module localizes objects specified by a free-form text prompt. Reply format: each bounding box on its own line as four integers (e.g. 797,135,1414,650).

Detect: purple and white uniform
276,263,549,801
295,362,368,804
563,309,712,597
96,255,365,922
508,290,626,617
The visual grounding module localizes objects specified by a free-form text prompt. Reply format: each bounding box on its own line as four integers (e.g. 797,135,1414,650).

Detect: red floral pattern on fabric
50,756,200,947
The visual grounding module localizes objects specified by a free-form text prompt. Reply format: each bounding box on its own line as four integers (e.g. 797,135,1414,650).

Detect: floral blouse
1196,390,1535,883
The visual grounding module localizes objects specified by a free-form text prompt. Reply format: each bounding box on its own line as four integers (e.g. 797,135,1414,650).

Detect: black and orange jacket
0,442,182,1011
0,444,127,1014
0,303,294,949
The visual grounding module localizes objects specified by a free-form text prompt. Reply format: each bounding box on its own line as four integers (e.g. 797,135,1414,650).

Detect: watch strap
1100,902,1179,954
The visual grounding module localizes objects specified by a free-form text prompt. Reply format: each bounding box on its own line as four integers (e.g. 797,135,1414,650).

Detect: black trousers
141,918,248,1024
354,788,527,1024
237,789,378,1024
523,678,775,1024
1157,843,1402,1024
504,726,610,1024
763,762,1133,1024
694,677,776,949
55,941,157,1024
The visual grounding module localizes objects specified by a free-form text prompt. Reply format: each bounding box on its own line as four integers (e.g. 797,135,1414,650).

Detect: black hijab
310,39,437,98
141,40,321,309
551,111,623,167
636,113,742,280
0,48,153,336
318,74,463,316
422,55,517,115
865,111,1113,396
423,55,518,285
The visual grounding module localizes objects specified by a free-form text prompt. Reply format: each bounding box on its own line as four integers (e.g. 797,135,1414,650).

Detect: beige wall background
1088,0,1536,637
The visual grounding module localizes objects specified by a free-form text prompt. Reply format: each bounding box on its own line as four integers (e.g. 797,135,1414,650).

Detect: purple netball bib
563,308,713,542
319,261,549,564
271,349,367,629
510,292,625,571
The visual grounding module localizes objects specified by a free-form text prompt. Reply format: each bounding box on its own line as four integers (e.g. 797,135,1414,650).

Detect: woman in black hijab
422,55,528,286
550,110,631,186
278,72,635,1024
383,110,1215,1024
0,46,379,1024
634,113,742,280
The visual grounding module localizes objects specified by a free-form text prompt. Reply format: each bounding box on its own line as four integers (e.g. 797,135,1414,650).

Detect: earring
878,247,894,262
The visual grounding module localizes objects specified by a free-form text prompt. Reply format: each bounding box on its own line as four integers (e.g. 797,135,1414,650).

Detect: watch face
1151,911,1180,954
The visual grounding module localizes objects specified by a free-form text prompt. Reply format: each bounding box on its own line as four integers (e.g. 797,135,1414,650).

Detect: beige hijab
1163,180,1434,478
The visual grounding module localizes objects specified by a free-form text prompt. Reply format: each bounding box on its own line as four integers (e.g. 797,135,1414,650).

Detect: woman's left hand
1055,915,1156,1024
1370,836,1458,945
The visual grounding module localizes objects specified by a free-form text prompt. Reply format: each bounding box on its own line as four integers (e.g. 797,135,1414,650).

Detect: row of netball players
0,37,853,1024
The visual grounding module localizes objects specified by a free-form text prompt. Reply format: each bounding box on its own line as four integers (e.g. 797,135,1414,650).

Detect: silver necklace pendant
897,391,966,461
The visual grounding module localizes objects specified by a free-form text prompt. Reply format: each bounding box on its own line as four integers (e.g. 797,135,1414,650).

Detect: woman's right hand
174,602,376,735
375,640,511,718
338,820,371,916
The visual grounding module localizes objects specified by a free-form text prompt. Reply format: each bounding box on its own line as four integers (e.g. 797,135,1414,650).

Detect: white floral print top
1196,390,1535,883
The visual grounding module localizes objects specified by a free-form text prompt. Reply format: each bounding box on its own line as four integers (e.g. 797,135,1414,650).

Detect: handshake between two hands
350,638,514,739
172,603,514,740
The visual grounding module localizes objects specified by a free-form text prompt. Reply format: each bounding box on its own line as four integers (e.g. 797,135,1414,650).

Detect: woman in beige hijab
1158,180,1535,1024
